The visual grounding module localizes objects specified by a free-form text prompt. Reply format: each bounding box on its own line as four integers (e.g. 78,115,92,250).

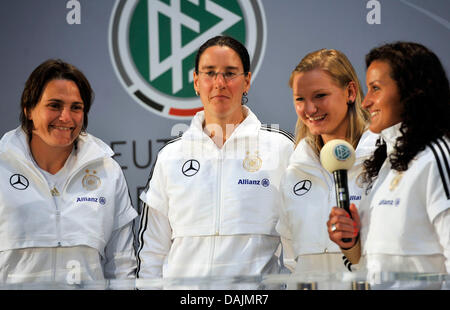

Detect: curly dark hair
362,42,450,188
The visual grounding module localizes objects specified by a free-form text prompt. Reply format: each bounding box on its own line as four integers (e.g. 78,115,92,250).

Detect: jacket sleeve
276,174,296,272
136,155,172,279
136,203,172,279
102,222,137,279
102,165,138,279
432,208,450,273
425,139,450,222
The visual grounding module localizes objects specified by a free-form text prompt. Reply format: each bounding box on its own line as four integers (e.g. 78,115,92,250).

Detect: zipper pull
51,187,60,197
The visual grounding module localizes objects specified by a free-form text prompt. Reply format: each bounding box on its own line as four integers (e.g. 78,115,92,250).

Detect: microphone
320,139,356,243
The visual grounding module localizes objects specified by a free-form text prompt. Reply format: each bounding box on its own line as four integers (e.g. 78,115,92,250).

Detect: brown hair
20,59,93,136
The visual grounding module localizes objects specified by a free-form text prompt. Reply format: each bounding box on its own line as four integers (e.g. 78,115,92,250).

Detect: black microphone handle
333,170,352,243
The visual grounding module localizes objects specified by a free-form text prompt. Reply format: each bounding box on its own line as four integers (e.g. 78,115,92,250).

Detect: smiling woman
362,61,403,134
26,79,85,173
327,42,450,288
20,60,93,174
291,69,354,144
0,59,137,285
276,49,378,289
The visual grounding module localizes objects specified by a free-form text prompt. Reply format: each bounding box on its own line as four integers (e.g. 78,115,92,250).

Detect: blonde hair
289,49,369,155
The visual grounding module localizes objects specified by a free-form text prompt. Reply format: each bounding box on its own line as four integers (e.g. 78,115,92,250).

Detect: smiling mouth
306,114,326,121
50,125,73,131
370,111,380,117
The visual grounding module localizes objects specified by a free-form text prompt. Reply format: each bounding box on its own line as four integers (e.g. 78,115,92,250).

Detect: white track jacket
277,130,378,276
137,107,294,282
359,124,450,281
0,127,137,284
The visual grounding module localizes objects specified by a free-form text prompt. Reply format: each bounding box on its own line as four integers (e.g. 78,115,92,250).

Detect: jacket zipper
54,159,103,247
209,151,223,276
19,157,102,249
51,247,57,282
55,196,62,247
215,153,223,235
18,161,63,248
320,169,335,253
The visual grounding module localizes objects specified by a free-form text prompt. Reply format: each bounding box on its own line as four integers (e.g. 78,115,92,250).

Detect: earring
241,92,248,105
347,100,354,106
195,91,199,96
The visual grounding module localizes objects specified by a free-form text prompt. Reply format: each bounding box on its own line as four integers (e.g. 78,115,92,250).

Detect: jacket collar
379,122,402,155
73,130,115,165
183,105,261,143
0,127,114,171
355,129,379,159
290,138,320,168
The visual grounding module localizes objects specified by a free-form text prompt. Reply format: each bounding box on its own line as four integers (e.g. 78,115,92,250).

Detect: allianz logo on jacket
237,178,270,187
378,198,401,207
76,196,106,205
349,195,361,201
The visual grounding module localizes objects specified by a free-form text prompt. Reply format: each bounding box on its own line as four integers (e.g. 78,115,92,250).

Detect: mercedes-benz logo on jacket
182,159,200,177
293,180,312,196
10,174,29,190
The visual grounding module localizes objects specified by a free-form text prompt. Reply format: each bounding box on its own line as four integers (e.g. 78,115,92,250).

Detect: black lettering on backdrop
110,138,176,206
133,140,152,169
111,141,127,170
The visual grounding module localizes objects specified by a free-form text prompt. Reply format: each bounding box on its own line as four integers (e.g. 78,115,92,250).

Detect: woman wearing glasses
137,36,294,287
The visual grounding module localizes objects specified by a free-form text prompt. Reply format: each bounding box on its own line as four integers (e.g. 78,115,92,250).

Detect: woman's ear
24,108,31,120
244,71,252,93
193,71,199,95
347,81,357,103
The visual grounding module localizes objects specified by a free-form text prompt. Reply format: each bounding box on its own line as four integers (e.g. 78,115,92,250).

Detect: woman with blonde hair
277,49,377,289
290,49,368,151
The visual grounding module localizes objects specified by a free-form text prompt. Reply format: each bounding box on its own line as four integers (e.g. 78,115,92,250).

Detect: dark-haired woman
0,59,137,284
137,36,293,286
327,42,450,287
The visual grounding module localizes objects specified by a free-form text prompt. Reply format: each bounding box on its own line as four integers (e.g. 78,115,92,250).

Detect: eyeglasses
197,71,246,82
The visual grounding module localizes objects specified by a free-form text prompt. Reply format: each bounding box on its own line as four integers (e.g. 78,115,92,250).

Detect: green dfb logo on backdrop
109,0,266,119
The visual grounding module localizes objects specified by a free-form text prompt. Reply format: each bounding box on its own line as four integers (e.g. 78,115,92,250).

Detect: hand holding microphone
320,139,356,243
